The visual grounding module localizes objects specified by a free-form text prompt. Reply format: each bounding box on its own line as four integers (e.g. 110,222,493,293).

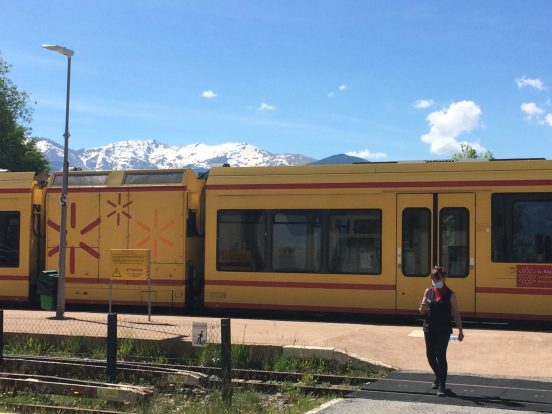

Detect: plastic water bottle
449,334,459,342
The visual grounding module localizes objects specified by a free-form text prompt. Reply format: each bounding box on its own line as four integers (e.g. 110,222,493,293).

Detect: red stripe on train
66,298,184,307
0,275,28,281
47,186,187,193
65,277,184,286
205,302,391,313
0,189,32,193
0,296,28,301
476,287,552,295
206,179,552,191
206,280,396,290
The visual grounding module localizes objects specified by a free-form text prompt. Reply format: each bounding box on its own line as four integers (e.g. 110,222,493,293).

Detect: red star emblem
106,193,133,225
136,208,175,258
47,202,101,274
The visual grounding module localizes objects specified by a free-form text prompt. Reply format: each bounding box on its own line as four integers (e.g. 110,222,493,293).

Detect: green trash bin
37,270,58,310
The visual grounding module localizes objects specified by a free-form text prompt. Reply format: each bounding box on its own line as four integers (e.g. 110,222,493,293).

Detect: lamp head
42,44,74,57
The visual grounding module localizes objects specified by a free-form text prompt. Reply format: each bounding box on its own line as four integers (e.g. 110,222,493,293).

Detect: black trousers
424,330,450,385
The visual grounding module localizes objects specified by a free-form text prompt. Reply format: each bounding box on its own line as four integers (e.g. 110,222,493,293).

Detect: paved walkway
310,372,552,413
228,318,552,380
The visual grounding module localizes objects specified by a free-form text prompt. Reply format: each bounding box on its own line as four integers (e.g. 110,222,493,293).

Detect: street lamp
42,44,74,319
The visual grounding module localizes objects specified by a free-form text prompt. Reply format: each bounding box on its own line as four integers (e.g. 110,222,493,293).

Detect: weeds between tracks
1,336,389,413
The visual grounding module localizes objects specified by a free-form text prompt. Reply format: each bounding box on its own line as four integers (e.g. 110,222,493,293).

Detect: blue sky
1,1,551,160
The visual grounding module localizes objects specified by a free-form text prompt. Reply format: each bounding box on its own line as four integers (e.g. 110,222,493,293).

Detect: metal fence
0,310,233,403
0,310,222,361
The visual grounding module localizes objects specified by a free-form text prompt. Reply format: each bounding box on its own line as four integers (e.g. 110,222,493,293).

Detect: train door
396,193,475,313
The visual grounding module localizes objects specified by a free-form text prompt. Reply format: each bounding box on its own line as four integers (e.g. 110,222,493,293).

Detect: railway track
0,355,375,412
3,403,127,414
3,355,378,386
2,356,551,412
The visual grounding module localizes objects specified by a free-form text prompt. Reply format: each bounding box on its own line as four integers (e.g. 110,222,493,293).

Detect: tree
452,143,494,161
0,52,49,174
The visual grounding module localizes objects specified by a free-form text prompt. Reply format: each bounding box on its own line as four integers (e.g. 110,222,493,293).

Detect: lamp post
42,44,74,319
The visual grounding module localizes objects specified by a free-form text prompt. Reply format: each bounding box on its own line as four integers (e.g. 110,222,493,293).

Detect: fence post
221,318,232,406
0,310,3,370
106,313,117,382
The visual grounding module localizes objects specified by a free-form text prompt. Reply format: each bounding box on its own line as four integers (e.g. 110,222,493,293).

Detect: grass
4,335,388,378
4,334,170,363
0,392,115,412
139,388,330,414
199,343,388,378
0,387,330,414
2,334,388,413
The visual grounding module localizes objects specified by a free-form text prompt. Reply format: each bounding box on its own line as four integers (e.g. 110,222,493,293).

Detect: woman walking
419,266,464,396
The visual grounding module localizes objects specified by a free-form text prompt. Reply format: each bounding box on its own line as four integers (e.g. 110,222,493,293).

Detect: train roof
0,171,37,189
47,168,201,188
208,158,552,177
205,158,552,189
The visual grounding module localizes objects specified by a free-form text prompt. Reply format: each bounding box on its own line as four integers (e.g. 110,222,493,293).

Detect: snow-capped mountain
36,138,316,171
35,138,87,171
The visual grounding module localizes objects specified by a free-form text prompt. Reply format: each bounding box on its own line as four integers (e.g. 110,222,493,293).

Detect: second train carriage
203,159,552,320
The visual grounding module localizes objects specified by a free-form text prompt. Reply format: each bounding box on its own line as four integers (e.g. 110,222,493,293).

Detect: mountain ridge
35,138,366,171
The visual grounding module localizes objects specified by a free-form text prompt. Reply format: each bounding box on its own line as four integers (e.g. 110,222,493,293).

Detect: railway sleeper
228,378,359,396
4,402,128,414
0,372,152,404
2,356,208,389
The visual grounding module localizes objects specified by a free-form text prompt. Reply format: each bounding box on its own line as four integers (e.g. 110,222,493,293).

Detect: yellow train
1,159,551,320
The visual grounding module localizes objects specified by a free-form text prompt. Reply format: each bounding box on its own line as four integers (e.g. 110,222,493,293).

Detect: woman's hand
419,302,429,315
419,289,430,314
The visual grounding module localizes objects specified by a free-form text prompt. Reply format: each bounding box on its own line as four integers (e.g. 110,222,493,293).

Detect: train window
52,174,108,186
492,193,552,263
328,210,382,274
402,208,431,276
217,211,266,271
272,212,321,272
0,211,20,267
124,172,183,185
439,208,469,277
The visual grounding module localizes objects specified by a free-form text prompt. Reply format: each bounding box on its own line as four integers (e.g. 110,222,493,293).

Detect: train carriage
44,169,204,309
204,159,552,320
0,172,42,302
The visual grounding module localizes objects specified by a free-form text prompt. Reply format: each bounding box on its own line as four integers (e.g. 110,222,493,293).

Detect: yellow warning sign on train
110,249,150,280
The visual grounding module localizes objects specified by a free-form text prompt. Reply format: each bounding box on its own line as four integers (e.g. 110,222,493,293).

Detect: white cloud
258,102,276,112
521,102,544,119
545,113,552,127
328,84,348,97
346,149,387,160
414,99,434,109
516,76,546,91
201,89,217,99
420,100,483,154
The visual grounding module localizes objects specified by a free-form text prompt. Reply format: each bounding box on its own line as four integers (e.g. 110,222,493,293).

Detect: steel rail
4,355,378,386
